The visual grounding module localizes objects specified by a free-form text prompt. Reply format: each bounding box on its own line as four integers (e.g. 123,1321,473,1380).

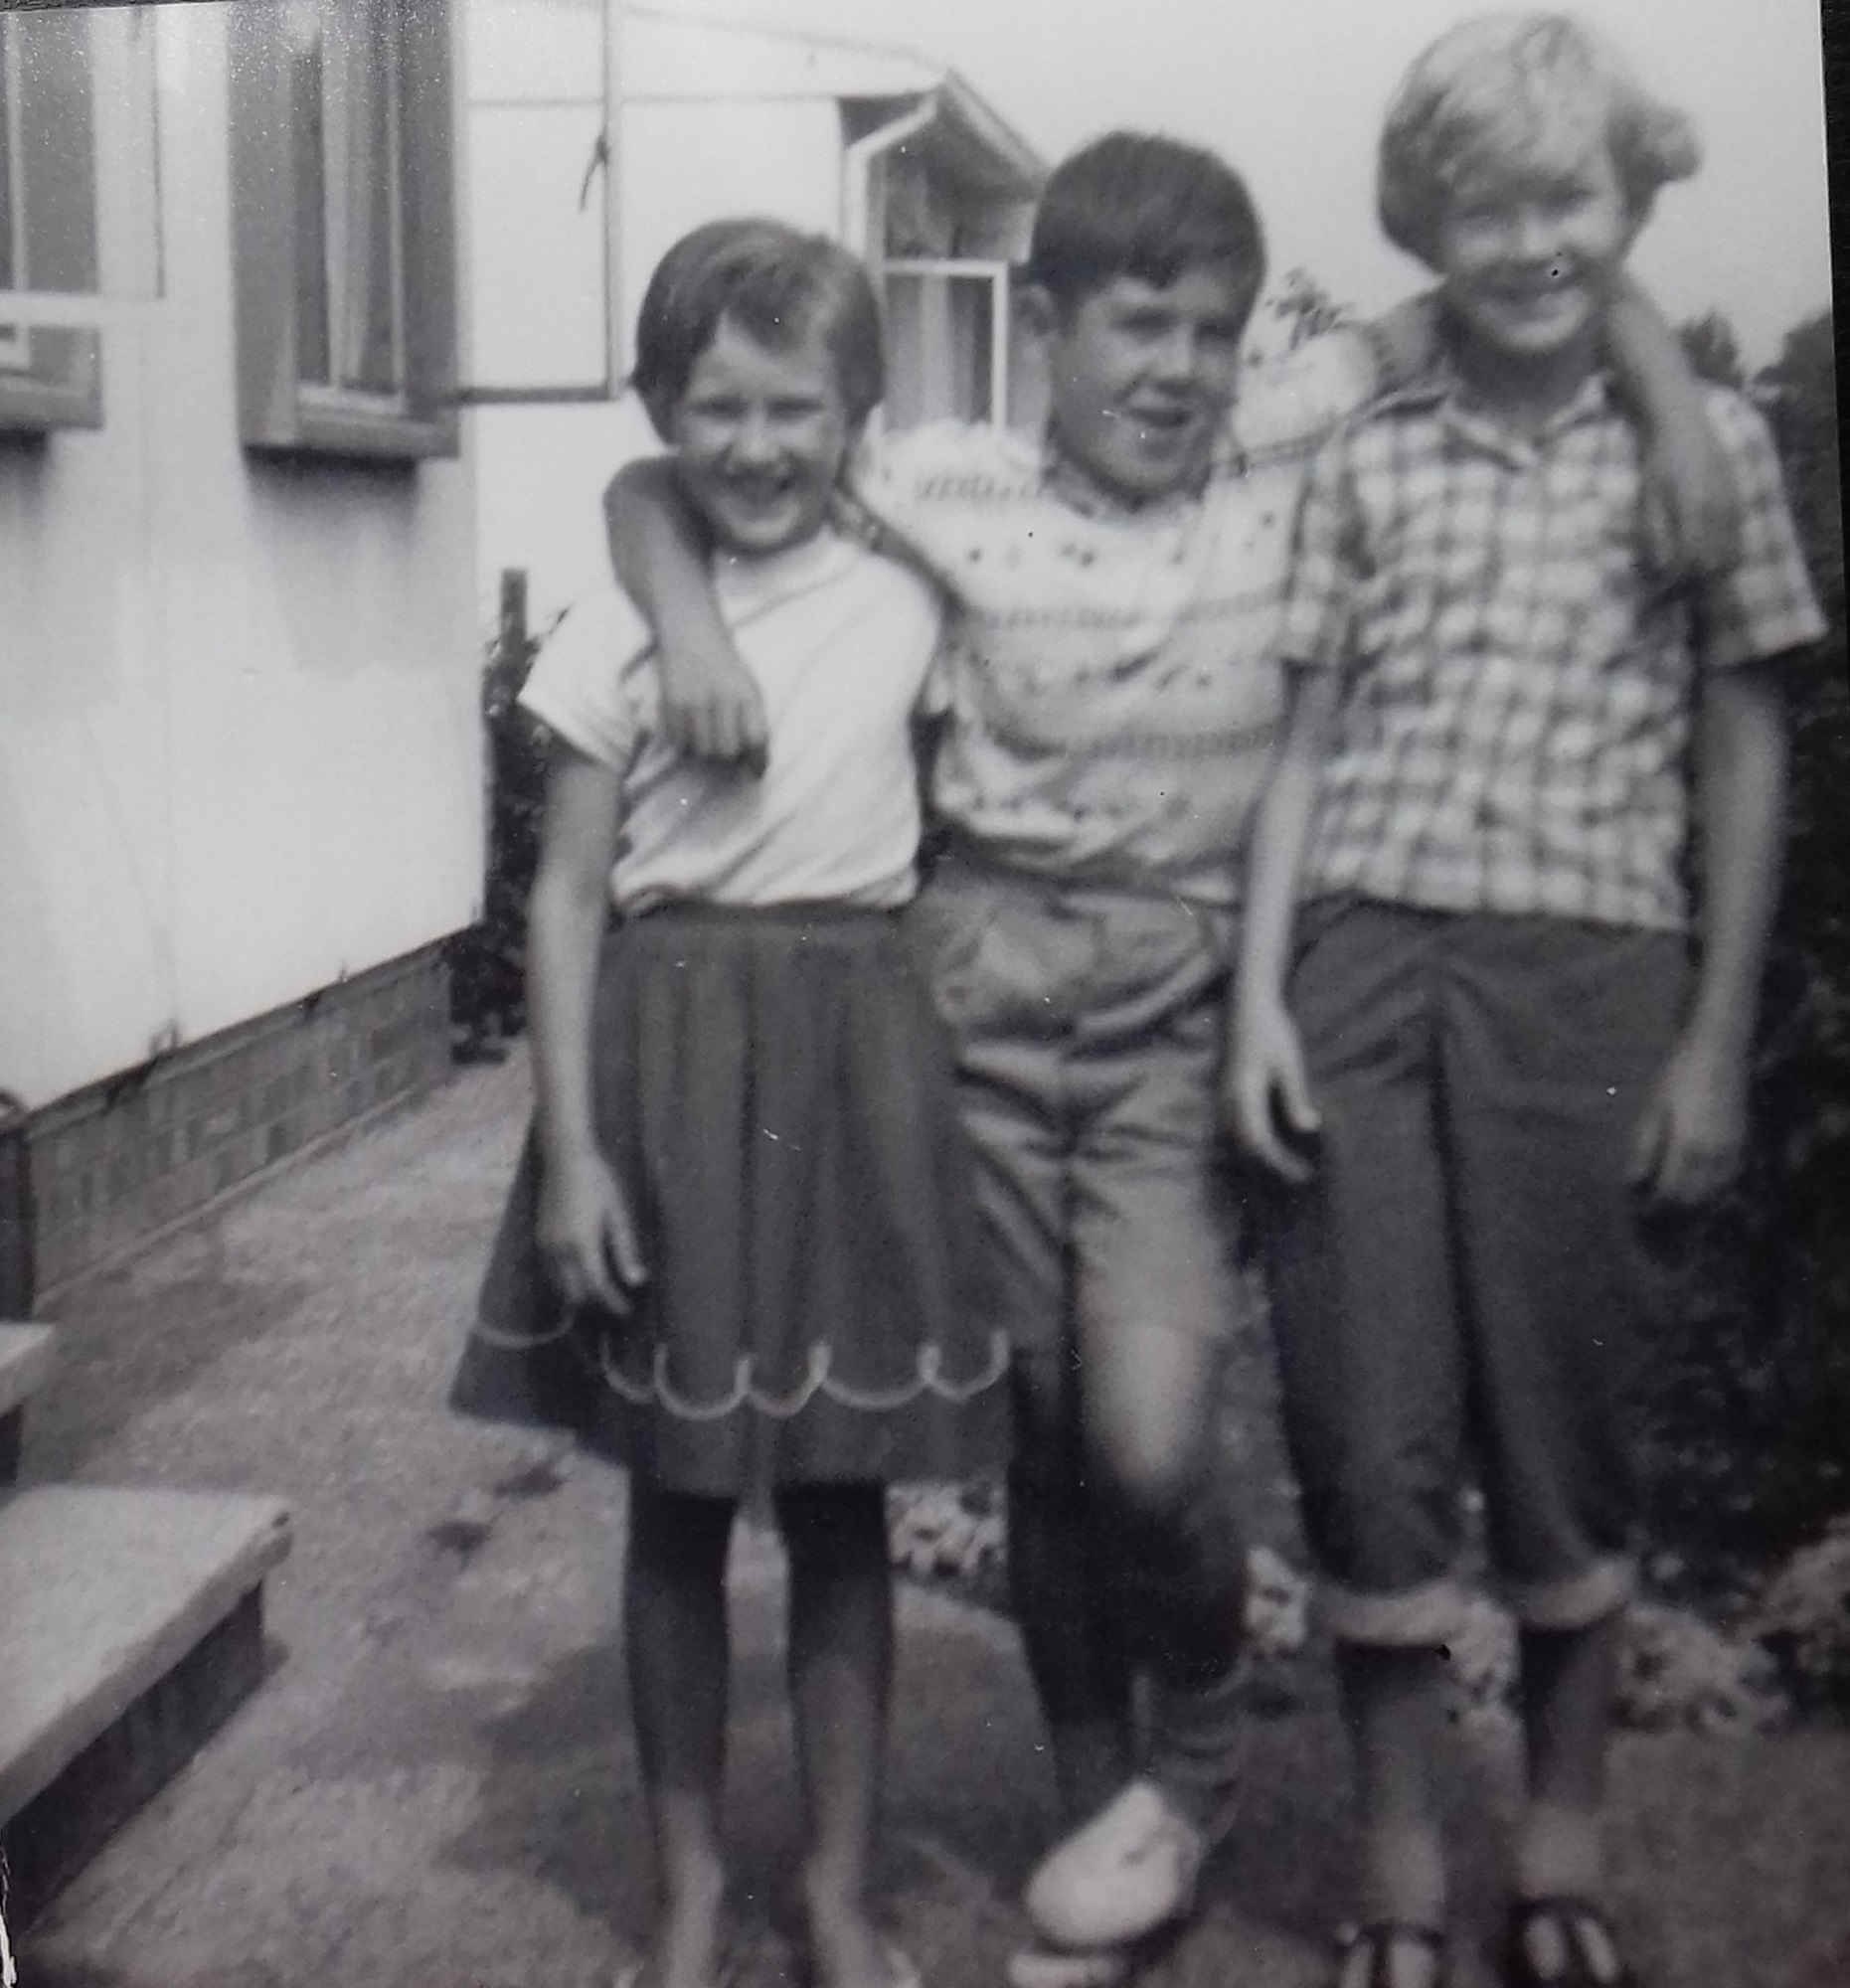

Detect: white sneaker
1003,1946,1135,1988
1022,1778,1208,1952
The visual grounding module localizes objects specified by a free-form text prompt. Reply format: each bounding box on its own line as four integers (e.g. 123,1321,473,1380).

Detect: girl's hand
537,1149,648,1315
1228,995,1322,1185
1625,1030,1750,1208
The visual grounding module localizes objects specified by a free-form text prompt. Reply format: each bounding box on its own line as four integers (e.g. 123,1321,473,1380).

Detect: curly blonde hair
1378,13,1700,266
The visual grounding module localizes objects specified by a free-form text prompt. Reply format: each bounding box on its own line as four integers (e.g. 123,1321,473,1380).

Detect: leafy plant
1638,313,1850,1602
447,584,556,1054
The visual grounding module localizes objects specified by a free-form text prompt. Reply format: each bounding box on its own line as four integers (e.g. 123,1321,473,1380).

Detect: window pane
290,19,330,384
343,0,400,393
319,0,402,397
14,8,97,293
0,26,15,292
885,269,994,428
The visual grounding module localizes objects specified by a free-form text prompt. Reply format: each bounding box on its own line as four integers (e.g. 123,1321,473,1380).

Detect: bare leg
1335,1641,1449,1988
1509,1614,1625,1979
777,1483,905,1988
625,1482,737,1988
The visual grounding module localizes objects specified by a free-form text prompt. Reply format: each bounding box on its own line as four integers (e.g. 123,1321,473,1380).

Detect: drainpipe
841,97,938,264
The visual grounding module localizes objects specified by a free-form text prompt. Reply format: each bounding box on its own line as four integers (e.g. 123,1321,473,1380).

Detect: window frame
882,255,1012,431
229,0,459,462
0,9,104,437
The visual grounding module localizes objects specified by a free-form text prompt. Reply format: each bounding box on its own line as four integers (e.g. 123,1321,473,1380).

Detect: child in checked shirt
1231,18,1824,1988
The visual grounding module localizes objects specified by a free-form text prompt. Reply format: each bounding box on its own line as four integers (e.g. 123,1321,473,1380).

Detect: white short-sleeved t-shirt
520,530,943,912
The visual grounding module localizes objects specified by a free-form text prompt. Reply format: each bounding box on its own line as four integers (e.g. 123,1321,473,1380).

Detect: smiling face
1433,137,1637,384
1037,264,1252,506
668,313,854,560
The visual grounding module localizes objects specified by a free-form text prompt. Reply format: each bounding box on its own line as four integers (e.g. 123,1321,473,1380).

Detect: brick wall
21,945,452,1300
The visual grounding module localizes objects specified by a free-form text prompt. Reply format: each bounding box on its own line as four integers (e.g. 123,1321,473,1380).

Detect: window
231,0,458,459
462,0,615,401
0,11,103,434
884,259,1010,430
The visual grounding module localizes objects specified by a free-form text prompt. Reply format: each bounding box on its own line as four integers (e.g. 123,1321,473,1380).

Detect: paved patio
13,1055,1849,1988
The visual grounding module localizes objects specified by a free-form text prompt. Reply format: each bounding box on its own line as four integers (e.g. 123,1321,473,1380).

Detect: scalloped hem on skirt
451,904,1013,1499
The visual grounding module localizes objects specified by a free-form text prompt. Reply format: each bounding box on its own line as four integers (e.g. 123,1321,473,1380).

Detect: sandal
1503,1899,1635,1988
1333,1920,1448,1988
803,1936,923,1988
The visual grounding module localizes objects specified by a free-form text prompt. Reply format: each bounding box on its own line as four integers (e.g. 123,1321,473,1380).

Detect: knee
1098,1438,1195,1520
1088,1407,1206,1519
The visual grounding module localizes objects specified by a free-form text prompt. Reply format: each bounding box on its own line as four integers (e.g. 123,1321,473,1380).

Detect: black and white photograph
0,2,1844,1985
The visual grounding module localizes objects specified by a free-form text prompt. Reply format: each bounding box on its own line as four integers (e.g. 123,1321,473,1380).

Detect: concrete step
0,1483,291,1923
0,1321,56,1483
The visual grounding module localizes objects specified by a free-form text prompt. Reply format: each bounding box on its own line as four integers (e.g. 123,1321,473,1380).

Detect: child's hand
656,640,769,773
537,1150,648,1315
1625,1029,1750,1208
602,457,768,771
1228,996,1322,1185
1641,421,1742,587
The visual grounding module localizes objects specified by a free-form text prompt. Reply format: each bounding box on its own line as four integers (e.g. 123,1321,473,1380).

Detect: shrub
447,580,554,1052
1639,314,1850,1590
1753,1518,1850,1709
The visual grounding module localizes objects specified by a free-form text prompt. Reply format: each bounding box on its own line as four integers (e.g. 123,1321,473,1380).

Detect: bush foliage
1639,313,1850,1586
446,595,550,1050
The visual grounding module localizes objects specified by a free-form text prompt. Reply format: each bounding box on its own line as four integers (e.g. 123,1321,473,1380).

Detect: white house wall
0,6,480,1111
616,96,844,370
471,93,844,631
618,10,937,105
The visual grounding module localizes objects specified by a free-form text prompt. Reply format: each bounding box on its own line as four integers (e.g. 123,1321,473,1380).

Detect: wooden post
0,1096,33,1322
496,567,529,674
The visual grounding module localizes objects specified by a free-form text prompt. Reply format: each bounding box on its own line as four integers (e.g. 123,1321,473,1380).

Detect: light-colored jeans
907,856,1253,1805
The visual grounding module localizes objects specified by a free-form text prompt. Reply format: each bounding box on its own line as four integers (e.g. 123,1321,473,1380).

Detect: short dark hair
1025,132,1266,320
630,219,885,439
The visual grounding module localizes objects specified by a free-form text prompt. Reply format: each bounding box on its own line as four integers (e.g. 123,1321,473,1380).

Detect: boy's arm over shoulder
1235,325,1385,462
602,455,767,767
1696,388,1826,667
845,418,1034,580
1235,294,1445,464
1604,277,1742,582
517,584,653,774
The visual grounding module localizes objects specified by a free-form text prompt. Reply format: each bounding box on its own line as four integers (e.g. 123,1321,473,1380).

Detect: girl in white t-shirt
453,221,1009,1988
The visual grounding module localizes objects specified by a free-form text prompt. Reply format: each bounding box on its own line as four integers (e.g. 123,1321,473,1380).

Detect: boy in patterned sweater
1232,19,1822,1988
605,129,1730,1983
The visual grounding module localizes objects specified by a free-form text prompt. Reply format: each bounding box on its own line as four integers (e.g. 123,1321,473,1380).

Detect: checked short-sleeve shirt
1278,370,1823,931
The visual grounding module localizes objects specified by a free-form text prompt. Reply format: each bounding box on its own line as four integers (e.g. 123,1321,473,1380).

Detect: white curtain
323,0,402,395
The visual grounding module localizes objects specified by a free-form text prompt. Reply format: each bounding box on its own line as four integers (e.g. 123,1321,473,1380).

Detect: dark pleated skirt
451,903,1011,1498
